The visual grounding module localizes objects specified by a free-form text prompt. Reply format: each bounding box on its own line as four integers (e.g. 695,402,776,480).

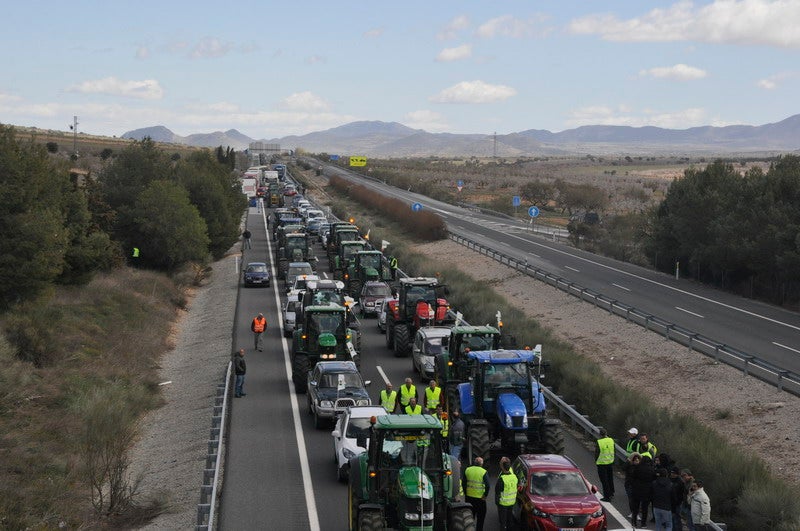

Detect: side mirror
332,429,341,438
310,381,317,387
364,380,372,386
590,484,598,493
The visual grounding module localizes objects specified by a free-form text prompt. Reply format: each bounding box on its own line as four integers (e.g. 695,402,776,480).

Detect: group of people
463,455,519,531
379,379,444,416
231,312,269,398
596,426,713,530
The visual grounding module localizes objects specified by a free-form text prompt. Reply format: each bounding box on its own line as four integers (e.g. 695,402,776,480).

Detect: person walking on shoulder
464,457,490,531
595,427,616,501
496,456,519,531
251,312,267,351
233,348,247,397
242,229,252,250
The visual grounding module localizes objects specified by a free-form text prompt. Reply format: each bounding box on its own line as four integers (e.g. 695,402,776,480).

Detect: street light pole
69,115,79,157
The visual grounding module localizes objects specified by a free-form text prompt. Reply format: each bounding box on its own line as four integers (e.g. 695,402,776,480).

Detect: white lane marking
376,365,391,385
499,231,800,333
612,283,631,292
596,494,633,529
263,209,321,531
565,265,580,272
773,342,800,355
676,307,704,319
158,380,172,386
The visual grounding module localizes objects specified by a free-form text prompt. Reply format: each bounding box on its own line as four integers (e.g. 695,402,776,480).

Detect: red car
512,454,607,531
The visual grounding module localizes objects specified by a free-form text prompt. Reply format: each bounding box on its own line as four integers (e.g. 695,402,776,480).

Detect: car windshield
366,284,392,297
247,264,268,273
320,372,361,389
529,471,589,497
346,417,373,438
424,338,444,355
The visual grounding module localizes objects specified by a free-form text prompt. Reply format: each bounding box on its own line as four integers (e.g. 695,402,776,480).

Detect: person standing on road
464,456,490,531
680,469,697,531
424,379,441,414
380,382,397,413
638,432,658,459
495,456,519,531
388,255,398,280
449,410,465,460
242,229,252,250
595,427,616,501
251,312,267,351
435,405,449,452
233,348,247,397
651,468,674,530
631,455,656,528
625,427,640,455
404,397,422,415
690,480,712,531
399,378,416,413
669,466,686,531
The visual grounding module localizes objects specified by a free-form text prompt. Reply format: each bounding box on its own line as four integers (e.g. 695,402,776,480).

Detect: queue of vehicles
242,164,607,531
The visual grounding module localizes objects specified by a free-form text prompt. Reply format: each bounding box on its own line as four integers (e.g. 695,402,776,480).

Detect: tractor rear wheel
541,423,565,455
448,506,475,531
385,322,394,349
357,509,384,531
292,355,309,393
393,324,410,357
467,424,490,463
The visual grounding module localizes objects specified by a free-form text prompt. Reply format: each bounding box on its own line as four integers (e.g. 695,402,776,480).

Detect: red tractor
385,277,452,357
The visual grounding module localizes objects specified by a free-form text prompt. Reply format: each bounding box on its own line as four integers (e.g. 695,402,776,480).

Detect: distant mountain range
122,114,800,157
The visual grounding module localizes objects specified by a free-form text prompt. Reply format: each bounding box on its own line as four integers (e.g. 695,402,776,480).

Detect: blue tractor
455,349,564,462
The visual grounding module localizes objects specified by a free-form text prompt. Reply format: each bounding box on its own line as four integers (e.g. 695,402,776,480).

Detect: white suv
331,405,387,482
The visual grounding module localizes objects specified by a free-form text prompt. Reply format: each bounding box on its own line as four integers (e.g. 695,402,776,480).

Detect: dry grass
0,267,187,528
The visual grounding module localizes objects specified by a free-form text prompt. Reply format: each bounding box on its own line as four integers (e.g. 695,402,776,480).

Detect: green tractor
332,240,368,280
291,304,359,393
348,414,474,531
345,250,393,296
267,182,284,207
327,224,362,263
277,232,312,279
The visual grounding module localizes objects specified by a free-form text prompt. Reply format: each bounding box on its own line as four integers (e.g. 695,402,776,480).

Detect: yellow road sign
349,156,367,167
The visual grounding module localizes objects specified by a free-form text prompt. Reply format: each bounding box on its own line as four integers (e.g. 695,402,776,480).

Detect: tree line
0,126,246,310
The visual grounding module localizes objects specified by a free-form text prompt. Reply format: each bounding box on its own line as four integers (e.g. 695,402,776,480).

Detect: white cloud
476,14,549,38
66,77,164,100
280,91,330,112
569,0,800,48
430,80,517,104
0,92,23,104
364,27,384,38
438,15,470,40
640,63,708,80
190,37,233,59
436,44,472,62
566,104,710,128
756,70,797,89
403,110,449,132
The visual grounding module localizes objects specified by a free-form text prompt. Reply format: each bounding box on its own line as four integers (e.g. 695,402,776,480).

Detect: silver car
411,326,453,381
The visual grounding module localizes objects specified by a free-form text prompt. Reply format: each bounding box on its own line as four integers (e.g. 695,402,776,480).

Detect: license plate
559,528,584,531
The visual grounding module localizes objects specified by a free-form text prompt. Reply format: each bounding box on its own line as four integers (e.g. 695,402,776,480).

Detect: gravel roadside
127,245,240,530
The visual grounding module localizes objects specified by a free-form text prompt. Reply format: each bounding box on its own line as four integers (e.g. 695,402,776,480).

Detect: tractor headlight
522,416,528,428
404,512,434,521
320,400,333,408
505,413,512,427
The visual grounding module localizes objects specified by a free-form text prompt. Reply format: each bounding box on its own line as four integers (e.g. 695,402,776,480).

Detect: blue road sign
411,202,423,212
512,196,521,207
457,179,464,187
528,206,540,218
330,154,339,161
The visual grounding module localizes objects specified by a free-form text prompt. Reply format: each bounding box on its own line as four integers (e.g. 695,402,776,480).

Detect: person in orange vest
251,312,267,351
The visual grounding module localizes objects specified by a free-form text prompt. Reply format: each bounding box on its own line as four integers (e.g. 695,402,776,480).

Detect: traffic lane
220,205,312,530
451,218,800,373
329,311,630,530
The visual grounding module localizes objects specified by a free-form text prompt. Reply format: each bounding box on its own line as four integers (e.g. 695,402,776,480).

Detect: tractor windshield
379,430,441,470
483,362,529,389
342,245,362,261
359,254,381,270
460,334,498,353
286,237,306,251
310,312,344,335
406,286,436,306
312,290,344,306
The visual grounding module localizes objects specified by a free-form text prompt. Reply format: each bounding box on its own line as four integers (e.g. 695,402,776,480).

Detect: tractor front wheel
467,424,490,463
357,509,384,531
541,423,565,455
448,506,476,531
292,355,309,393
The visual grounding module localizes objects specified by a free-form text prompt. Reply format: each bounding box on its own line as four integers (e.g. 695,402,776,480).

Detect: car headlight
342,447,357,460
356,399,370,406
320,400,333,408
532,506,548,518
591,507,604,518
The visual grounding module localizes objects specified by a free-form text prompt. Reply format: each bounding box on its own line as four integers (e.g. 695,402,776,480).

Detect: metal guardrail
195,361,232,530
449,232,800,398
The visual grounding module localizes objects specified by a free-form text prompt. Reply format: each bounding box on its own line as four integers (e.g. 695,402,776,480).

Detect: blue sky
1,0,798,139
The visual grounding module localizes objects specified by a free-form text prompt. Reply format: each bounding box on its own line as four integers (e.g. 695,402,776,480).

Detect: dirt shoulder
414,239,800,486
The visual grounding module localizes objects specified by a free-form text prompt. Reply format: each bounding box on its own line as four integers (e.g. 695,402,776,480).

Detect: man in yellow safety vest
463,456,489,531
495,456,519,531
404,397,422,415
424,379,441,414
399,377,416,413
595,427,616,501
379,382,397,413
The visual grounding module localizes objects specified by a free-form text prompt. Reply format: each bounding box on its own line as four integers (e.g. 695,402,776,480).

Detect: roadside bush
4,304,64,367
0,335,31,413
46,141,58,153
